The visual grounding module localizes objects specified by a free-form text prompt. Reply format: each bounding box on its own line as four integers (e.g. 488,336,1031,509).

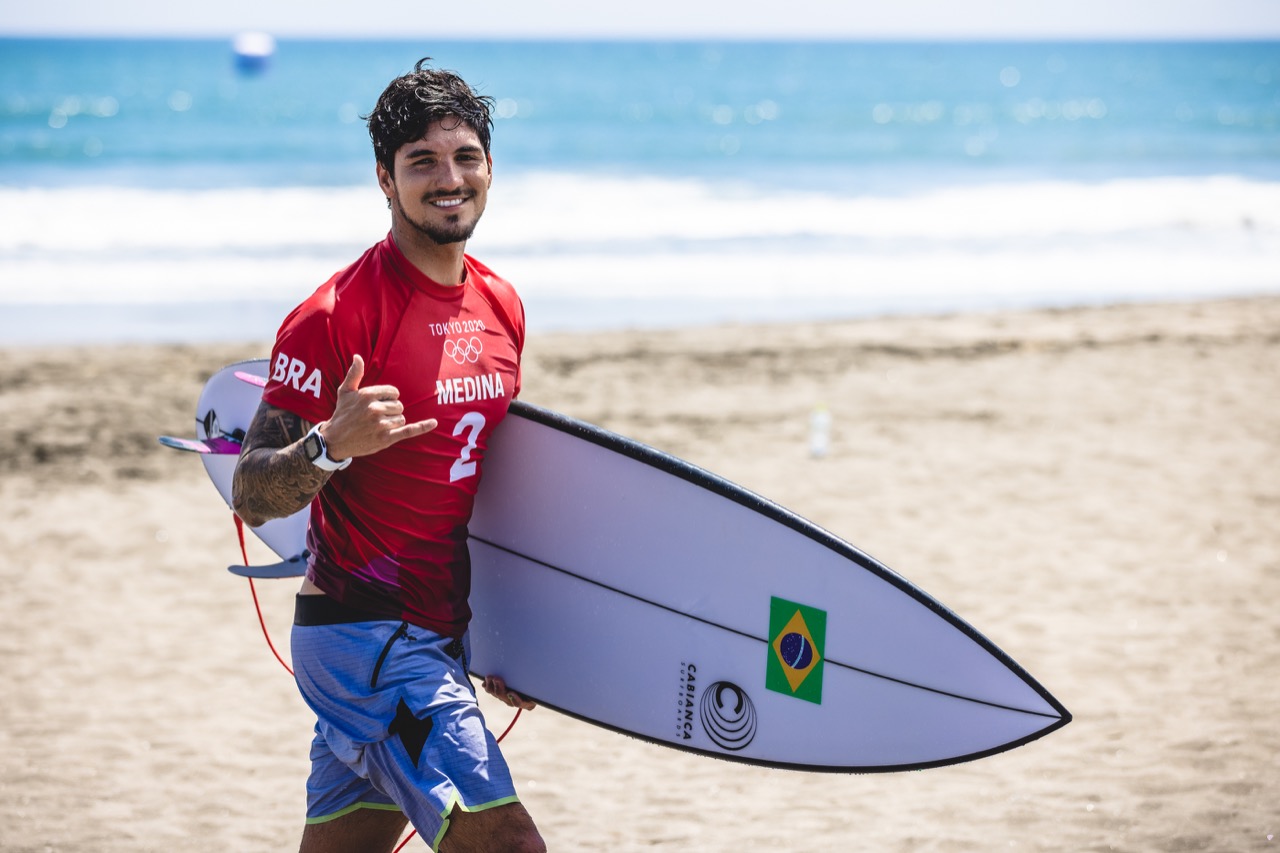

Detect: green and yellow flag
766,596,827,704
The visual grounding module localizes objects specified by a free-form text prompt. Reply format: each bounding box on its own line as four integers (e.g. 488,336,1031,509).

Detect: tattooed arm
232,354,439,528
231,403,329,528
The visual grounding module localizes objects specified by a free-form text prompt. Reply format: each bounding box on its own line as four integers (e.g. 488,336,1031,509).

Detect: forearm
231,402,329,527
232,442,331,527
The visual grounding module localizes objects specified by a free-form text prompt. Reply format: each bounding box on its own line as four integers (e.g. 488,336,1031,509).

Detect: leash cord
234,514,293,676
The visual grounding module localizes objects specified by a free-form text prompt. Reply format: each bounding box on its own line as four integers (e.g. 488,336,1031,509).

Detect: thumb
338,354,365,394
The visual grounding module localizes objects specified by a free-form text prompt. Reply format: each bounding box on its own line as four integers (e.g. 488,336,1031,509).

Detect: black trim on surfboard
503,400,1072,730
472,672,1069,775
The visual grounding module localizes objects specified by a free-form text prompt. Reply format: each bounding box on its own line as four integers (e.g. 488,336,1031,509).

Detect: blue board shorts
291,595,520,850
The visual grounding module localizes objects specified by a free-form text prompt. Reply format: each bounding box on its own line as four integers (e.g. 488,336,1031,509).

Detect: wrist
303,422,352,471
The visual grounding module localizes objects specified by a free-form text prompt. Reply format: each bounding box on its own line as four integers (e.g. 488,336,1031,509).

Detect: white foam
481,172,1280,245
1,174,1277,333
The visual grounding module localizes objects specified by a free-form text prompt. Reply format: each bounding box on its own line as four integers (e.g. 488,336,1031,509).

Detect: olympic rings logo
444,336,483,364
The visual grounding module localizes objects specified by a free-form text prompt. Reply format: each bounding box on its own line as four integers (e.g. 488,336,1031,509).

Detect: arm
232,354,439,527
231,403,326,528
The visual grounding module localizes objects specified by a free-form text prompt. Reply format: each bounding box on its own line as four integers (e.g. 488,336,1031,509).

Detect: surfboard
163,359,1070,772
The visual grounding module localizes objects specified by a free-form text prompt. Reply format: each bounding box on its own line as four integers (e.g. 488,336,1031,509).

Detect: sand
1,296,1277,852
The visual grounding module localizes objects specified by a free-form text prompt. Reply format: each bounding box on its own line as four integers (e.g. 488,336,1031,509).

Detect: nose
435,158,464,190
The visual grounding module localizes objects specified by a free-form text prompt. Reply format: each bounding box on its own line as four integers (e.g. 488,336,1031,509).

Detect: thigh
441,801,544,853
299,806,410,853
359,680,519,846
305,725,400,824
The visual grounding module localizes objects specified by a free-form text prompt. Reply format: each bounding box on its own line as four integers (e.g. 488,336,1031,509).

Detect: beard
394,191,483,245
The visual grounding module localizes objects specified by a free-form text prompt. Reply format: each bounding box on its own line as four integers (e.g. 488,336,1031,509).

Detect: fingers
482,675,537,711
325,358,437,459
337,357,401,407
388,418,438,441
337,354,365,393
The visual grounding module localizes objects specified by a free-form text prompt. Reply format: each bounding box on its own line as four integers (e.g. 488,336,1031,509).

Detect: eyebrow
404,143,486,160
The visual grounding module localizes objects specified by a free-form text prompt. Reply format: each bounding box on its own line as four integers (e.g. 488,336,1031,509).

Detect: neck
389,223,468,286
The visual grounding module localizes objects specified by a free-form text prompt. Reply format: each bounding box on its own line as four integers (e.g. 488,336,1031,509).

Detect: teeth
433,198,465,208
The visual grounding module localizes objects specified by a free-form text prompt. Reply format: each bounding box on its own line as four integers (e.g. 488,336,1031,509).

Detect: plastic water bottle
809,404,831,458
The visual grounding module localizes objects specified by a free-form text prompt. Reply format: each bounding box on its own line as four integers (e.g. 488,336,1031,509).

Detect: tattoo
231,401,331,527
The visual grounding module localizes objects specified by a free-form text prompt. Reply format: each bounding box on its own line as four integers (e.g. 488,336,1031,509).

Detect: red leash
234,514,293,676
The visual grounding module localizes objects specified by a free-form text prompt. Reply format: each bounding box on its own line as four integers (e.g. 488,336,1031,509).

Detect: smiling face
377,116,493,247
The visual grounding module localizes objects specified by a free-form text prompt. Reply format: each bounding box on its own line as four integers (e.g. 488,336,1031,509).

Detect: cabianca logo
444,337,483,365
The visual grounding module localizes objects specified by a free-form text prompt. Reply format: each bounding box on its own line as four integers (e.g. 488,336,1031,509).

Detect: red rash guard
262,234,524,637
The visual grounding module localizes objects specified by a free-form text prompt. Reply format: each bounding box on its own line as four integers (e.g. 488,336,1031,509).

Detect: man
232,59,545,853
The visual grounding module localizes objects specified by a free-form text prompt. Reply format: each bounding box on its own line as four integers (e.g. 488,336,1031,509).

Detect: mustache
422,189,475,202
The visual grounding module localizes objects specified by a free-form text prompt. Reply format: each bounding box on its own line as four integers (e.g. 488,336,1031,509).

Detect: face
377,117,492,246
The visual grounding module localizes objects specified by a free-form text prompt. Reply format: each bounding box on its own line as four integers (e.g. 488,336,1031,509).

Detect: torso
264,235,525,634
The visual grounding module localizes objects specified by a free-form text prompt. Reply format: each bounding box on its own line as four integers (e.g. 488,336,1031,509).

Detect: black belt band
293,595,465,661
294,594,395,626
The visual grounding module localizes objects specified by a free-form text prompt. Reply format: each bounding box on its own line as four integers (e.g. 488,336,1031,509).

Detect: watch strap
303,423,352,471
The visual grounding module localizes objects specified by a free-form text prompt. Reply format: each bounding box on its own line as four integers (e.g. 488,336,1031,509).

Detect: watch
302,423,352,471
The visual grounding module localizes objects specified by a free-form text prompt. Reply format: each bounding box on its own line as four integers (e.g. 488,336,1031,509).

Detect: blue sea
2,38,1278,343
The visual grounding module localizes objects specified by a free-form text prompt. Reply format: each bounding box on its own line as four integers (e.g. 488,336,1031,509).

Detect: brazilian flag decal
766,596,827,704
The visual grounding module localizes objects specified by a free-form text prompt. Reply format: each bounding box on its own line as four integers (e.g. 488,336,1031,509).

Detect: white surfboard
165,359,1070,772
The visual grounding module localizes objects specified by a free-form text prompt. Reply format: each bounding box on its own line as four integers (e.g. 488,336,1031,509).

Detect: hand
483,675,537,711
320,355,437,461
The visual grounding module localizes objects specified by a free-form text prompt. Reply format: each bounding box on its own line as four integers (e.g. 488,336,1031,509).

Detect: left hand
483,675,537,711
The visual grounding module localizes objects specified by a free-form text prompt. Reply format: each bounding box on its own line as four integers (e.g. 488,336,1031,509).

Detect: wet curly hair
366,57,495,174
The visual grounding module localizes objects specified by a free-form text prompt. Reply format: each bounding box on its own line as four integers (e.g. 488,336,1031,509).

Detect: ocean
1,38,1278,343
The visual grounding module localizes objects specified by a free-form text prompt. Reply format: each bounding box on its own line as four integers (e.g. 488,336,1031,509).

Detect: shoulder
281,242,402,341
265,242,396,417
464,255,520,303
464,255,524,338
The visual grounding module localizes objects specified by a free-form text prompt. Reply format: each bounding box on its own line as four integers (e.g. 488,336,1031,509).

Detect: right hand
483,675,537,711
319,354,437,461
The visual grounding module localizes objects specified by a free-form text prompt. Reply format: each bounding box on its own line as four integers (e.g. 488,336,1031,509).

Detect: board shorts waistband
294,593,397,627
293,595,466,661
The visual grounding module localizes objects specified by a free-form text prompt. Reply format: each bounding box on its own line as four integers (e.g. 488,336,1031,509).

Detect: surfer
231,59,544,853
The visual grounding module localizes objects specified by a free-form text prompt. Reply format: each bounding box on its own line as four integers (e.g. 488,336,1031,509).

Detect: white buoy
232,32,276,75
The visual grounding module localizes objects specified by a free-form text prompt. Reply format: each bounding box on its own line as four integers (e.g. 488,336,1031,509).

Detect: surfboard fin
227,552,308,579
157,434,242,454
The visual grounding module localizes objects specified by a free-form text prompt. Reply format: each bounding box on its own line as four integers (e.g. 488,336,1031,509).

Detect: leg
441,801,545,853
295,620,534,851
298,807,410,853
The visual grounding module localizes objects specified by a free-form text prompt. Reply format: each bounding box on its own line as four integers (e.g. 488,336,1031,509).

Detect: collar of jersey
381,233,472,300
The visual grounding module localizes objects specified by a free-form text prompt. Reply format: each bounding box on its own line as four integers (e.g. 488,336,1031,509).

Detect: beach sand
1,296,1277,852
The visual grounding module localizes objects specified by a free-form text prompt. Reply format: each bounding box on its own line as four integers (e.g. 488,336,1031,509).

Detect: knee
510,831,547,853
494,823,546,853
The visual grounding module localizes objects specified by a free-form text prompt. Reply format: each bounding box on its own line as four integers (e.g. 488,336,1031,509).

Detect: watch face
303,432,323,462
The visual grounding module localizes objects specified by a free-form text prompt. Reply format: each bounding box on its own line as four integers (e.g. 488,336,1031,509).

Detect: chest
371,292,519,424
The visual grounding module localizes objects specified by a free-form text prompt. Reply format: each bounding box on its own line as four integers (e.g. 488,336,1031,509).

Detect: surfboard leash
233,514,294,676
229,513,523,852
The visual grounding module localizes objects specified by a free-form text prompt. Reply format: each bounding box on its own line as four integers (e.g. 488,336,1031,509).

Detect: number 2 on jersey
449,411,486,482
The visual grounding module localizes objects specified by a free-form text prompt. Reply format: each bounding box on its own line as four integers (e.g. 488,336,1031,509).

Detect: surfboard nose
467,402,1070,771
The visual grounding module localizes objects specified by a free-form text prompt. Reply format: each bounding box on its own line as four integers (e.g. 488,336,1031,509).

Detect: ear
486,154,493,188
376,160,395,200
